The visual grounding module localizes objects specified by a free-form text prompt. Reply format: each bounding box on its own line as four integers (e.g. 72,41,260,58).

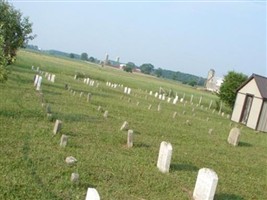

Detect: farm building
231,74,267,132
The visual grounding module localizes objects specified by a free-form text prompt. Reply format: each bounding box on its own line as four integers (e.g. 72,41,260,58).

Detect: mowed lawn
0,50,266,200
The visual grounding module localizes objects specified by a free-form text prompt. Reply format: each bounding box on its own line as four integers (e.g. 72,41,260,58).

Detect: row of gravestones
32,69,101,199
37,69,240,199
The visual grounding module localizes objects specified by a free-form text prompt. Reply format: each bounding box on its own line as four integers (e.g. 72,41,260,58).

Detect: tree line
0,1,34,82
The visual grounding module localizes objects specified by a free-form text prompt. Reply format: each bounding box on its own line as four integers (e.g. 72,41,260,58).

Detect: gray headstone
65,156,77,165
127,130,133,148
60,134,68,147
227,127,241,146
53,120,62,134
71,172,79,183
193,168,218,200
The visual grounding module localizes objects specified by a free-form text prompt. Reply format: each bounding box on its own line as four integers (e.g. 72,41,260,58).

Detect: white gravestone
127,130,133,148
34,74,39,86
172,112,177,119
60,134,68,147
127,88,131,95
193,168,218,200
157,141,172,173
65,156,77,165
148,104,152,110
85,188,100,200
227,127,241,146
103,110,108,118
120,121,129,131
53,120,62,134
124,87,128,94
36,76,42,91
50,74,55,82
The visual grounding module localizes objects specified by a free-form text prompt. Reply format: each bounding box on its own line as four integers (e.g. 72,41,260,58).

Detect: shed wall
246,98,262,129
231,93,246,122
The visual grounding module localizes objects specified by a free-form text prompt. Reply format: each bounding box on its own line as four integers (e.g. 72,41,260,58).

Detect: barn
231,74,267,132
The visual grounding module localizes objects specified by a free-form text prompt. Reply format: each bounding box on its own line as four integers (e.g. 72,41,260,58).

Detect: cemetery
0,50,266,199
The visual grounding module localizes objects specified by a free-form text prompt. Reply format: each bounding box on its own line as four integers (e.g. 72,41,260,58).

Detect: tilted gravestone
227,127,241,146
193,168,218,200
157,141,172,173
120,121,129,131
85,188,100,200
148,104,152,110
60,134,68,147
172,111,177,119
127,130,134,148
53,120,62,134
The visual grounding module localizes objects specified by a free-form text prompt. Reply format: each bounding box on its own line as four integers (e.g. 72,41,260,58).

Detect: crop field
0,50,266,200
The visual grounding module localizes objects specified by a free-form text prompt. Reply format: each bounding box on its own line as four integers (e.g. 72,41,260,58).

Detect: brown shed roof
237,74,267,99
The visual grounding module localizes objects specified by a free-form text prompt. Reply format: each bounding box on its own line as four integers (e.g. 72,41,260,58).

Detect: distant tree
218,71,248,109
155,68,163,77
123,62,135,73
88,56,95,63
0,1,35,64
0,32,8,82
69,53,75,59
81,52,88,61
140,63,154,74
188,80,197,87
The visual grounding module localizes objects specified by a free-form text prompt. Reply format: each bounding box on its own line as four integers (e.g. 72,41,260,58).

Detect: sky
9,0,267,78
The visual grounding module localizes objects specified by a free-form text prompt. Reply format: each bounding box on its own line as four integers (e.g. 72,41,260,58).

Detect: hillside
0,50,266,199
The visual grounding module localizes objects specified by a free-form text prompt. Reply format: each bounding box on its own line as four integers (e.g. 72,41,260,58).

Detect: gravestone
208,129,213,134
120,121,129,131
124,87,128,94
172,111,177,119
87,93,92,102
80,92,83,98
65,156,77,165
127,88,131,95
34,74,39,86
103,110,108,118
127,130,133,148
136,102,140,106
155,92,158,98
186,119,191,126
97,106,102,111
36,76,42,91
53,120,62,134
227,127,241,146
85,188,100,200
71,172,79,183
157,141,172,173
51,74,55,82
193,168,218,200
148,104,152,110
60,134,68,147
157,104,161,111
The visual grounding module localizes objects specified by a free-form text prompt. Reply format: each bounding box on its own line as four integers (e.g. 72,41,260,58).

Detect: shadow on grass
135,142,150,148
239,141,252,147
170,163,198,172
215,193,244,200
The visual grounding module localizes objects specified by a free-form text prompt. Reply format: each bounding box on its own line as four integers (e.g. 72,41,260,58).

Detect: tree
0,1,34,64
0,31,8,82
218,71,248,109
88,56,95,63
155,68,163,77
69,53,75,59
140,63,154,74
81,52,88,61
123,62,136,73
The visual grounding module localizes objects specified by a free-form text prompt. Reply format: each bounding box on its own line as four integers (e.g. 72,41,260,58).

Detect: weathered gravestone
172,111,177,119
70,172,79,183
60,134,68,147
157,141,172,173
65,156,77,165
53,120,62,134
50,74,55,82
227,127,241,146
85,188,100,200
120,121,129,131
208,129,213,134
127,129,134,148
157,104,161,112
87,93,92,102
34,74,39,86
103,110,108,118
148,104,152,110
193,168,218,200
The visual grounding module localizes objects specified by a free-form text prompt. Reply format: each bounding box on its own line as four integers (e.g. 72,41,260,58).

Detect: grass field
0,50,266,200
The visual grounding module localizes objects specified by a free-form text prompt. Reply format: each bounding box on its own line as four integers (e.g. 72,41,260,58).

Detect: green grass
0,50,266,200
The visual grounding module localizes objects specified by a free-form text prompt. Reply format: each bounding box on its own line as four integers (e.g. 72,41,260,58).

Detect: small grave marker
71,172,79,183
227,127,241,146
103,110,108,118
120,121,129,131
193,168,218,200
53,120,62,134
65,156,77,165
60,134,68,147
127,130,133,148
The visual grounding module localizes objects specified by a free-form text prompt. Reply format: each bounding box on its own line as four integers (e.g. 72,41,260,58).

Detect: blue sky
10,0,266,78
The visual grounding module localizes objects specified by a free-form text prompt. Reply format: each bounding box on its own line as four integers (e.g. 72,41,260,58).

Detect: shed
231,74,267,132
